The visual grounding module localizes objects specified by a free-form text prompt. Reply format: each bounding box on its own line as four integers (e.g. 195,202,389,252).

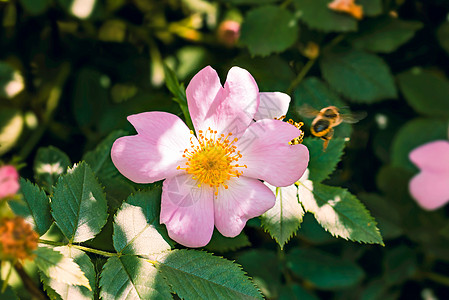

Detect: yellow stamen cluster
177,128,247,195
287,119,305,145
275,115,304,145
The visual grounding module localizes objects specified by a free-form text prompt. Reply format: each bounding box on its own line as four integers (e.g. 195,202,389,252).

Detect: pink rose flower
409,140,449,210
111,66,309,247
0,165,20,200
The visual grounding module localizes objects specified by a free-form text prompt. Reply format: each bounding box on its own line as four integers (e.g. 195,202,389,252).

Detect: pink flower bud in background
217,20,240,47
0,165,20,200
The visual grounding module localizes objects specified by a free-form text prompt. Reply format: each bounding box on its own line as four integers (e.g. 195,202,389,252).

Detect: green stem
38,239,117,257
280,0,293,9
1,261,13,293
277,247,293,285
422,271,449,287
287,59,316,95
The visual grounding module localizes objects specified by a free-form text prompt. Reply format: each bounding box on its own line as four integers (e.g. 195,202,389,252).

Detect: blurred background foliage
1,0,449,299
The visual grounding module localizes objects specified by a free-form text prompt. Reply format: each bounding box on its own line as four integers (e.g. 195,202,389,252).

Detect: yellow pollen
178,128,247,195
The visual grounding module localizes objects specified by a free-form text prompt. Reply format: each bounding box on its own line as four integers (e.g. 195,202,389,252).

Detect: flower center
177,128,246,194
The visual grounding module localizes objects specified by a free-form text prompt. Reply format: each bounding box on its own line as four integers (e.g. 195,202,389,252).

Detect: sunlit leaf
261,184,304,249
52,162,108,242
155,249,262,299
113,189,172,255
35,246,91,290
8,178,52,235
286,248,364,290
34,146,71,193
320,49,397,103
99,256,171,300
0,62,24,98
298,171,383,245
0,108,23,155
240,5,298,57
40,246,95,300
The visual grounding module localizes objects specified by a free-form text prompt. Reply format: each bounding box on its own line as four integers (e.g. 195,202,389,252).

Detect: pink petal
160,174,215,247
409,171,449,210
409,141,449,172
111,112,193,183
236,119,309,187
186,66,222,134
254,92,291,121
214,177,275,237
186,66,259,138
0,165,19,199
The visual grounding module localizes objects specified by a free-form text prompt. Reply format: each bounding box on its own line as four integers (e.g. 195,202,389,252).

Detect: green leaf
397,68,449,118
357,0,382,17
156,249,262,299
83,130,127,180
293,0,357,32
320,49,397,103
391,118,448,172
237,250,281,299
437,21,449,54
34,146,71,193
72,68,109,128
383,246,417,285
40,246,96,300
225,0,280,4
99,256,171,300
205,230,251,253
240,6,298,57
34,246,91,290
349,17,422,53
303,137,346,182
102,177,135,212
163,64,193,129
260,184,304,249
286,248,364,290
293,77,352,139
0,107,23,155
279,284,319,300
8,178,52,235
0,62,24,98
113,190,171,255
51,162,108,242
0,280,18,300
297,174,383,245
19,0,50,14
232,55,294,91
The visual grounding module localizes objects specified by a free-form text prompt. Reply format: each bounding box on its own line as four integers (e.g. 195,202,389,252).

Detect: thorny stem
38,239,117,257
14,262,47,300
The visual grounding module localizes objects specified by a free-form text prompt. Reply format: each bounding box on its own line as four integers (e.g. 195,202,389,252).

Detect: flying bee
298,105,366,151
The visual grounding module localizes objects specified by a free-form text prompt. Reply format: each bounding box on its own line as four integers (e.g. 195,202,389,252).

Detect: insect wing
297,104,320,118
340,111,367,124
